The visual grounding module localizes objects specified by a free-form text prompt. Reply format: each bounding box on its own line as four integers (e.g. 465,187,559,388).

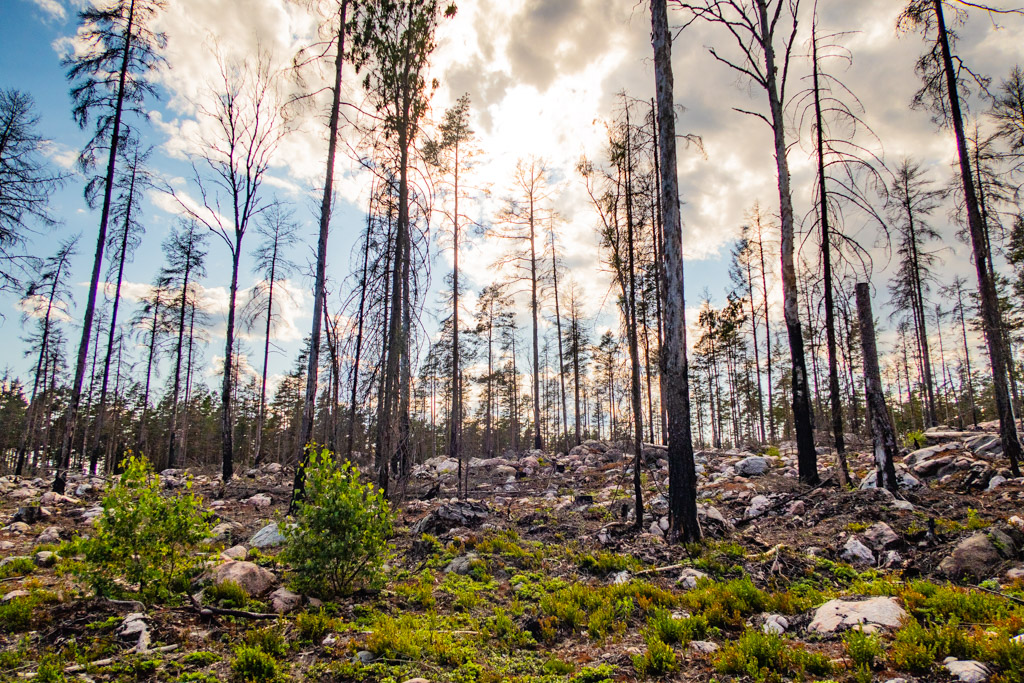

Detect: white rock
678,568,707,590
943,659,990,683
987,475,1007,491
840,538,876,567
745,495,772,519
245,493,272,508
269,587,302,614
762,614,789,635
807,597,907,634
221,545,248,561
863,522,899,550
688,640,719,654
117,613,151,653
248,522,286,549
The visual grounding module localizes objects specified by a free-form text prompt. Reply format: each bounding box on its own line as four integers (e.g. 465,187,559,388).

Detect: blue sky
3,0,1023,399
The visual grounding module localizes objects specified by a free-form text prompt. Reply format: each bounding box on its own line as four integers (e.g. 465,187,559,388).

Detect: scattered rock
34,551,56,567
269,587,302,614
943,658,990,683
678,568,707,590
3,590,29,602
735,456,770,477
688,640,720,654
840,538,876,567
444,553,480,575
786,500,806,516
117,613,151,653
411,501,489,536
249,522,286,549
807,596,907,634
745,495,772,519
245,493,273,508
352,651,375,665
4,522,30,534
221,545,248,561
939,531,1018,581
987,475,1007,491
210,521,244,542
762,614,789,635
863,522,900,550
208,561,276,596
35,526,61,545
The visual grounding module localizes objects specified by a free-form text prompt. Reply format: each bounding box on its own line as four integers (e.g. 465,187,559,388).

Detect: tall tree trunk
253,239,278,466
756,0,817,484
167,230,197,470
53,0,136,493
220,245,241,482
651,0,700,542
812,25,849,485
623,109,645,530
293,0,349,506
451,139,462,496
856,283,900,493
931,0,1020,476
550,226,570,455
529,196,542,451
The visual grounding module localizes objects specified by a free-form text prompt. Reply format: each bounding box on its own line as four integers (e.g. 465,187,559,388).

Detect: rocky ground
1,425,1023,682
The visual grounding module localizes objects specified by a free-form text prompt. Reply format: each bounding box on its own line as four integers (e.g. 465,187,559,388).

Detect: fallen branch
634,563,685,576
187,593,280,620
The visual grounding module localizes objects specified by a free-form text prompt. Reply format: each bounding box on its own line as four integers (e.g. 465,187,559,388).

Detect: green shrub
73,455,212,602
633,635,677,677
889,620,937,673
204,580,249,609
844,627,883,669
243,625,288,658
0,557,35,579
0,596,33,633
571,663,616,683
484,608,536,648
646,610,709,645
231,646,280,682
714,629,833,682
181,651,221,668
904,430,927,449
577,551,635,576
684,576,769,629
282,448,392,598
34,654,66,683
295,609,333,643
541,657,574,675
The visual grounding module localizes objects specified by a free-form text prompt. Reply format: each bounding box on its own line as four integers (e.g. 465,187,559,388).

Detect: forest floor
1,433,1023,683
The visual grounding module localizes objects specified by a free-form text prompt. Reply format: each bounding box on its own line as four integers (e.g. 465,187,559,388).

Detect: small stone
117,612,151,653
269,587,302,615
245,493,272,508
221,545,248,561
5,522,30,533
612,570,631,585
943,659,990,683
762,614,789,635
786,500,806,516
892,500,915,511
210,522,244,542
352,650,375,665
34,551,56,567
987,476,1007,491
840,538,876,567
1005,565,1024,581
881,550,903,568
444,554,479,576
863,522,900,550
401,679,431,683
745,495,772,519
3,590,29,602
248,522,285,549
35,526,62,545
208,561,276,596
678,568,707,590
688,640,719,654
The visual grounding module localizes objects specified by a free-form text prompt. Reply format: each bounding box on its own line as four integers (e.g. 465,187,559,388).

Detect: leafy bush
34,654,66,683
0,557,35,579
632,635,677,677
577,550,635,576
73,455,212,602
904,430,927,449
243,625,288,658
844,627,883,669
571,663,616,682
0,597,33,633
714,629,833,682
231,646,280,682
181,651,221,668
204,580,249,609
646,610,709,645
282,448,392,597
295,609,334,643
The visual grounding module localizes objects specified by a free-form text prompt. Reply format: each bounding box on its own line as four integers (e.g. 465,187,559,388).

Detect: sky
2,0,1024,397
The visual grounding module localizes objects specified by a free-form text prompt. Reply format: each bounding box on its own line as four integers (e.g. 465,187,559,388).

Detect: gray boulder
939,530,1018,581
807,596,906,634
735,456,770,477
249,522,286,549
208,560,276,596
412,501,489,536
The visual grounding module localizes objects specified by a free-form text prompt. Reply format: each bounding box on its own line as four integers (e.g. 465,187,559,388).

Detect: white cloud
29,0,66,21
